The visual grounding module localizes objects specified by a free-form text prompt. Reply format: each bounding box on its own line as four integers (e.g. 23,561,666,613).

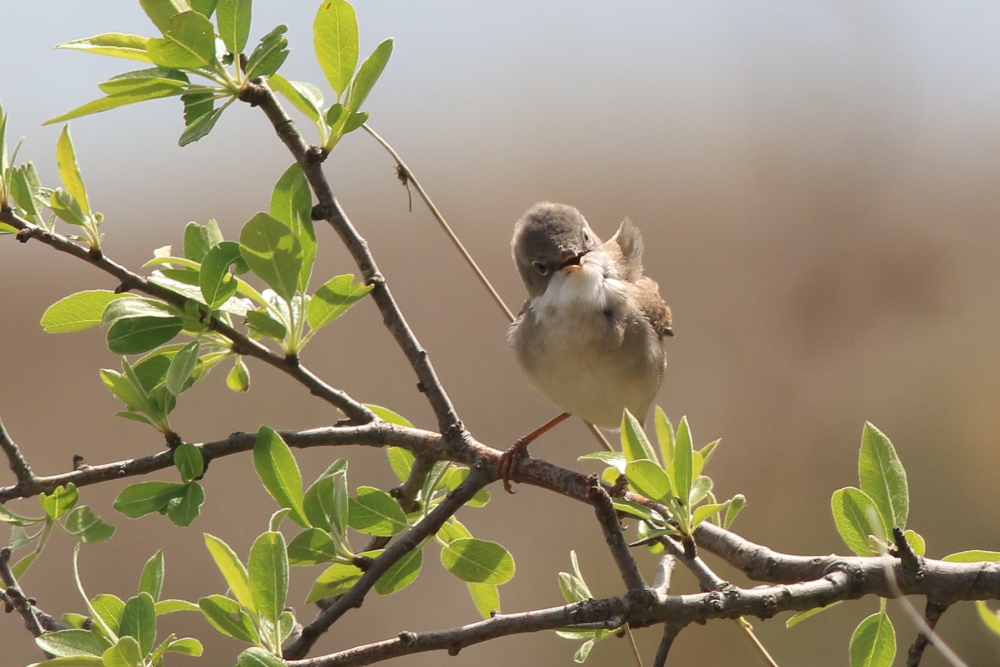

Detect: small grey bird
500,202,672,490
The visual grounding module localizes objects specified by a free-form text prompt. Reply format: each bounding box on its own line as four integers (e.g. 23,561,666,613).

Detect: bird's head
512,202,601,298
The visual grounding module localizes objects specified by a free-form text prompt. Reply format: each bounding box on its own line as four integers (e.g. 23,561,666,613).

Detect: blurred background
2,1,1000,665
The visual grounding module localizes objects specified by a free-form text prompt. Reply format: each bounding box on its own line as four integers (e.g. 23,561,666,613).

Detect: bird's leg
498,411,572,493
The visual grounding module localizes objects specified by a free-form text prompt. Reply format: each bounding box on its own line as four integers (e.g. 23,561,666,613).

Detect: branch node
87,247,103,261
892,526,923,578
398,631,416,645
352,555,375,572
310,203,327,221
284,353,300,367
15,228,31,243
113,282,131,294
305,145,328,164
164,432,182,450
447,645,461,656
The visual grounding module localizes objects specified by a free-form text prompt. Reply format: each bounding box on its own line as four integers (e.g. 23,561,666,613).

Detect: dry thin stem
0,547,47,641
652,623,681,667
589,482,647,593
0,419,35,487
361,123,516,322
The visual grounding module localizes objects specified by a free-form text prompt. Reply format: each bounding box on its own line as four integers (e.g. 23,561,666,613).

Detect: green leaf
41,291,123,333
166,482,204,526
440,538,515,585
91,594,125,634
785,600,843,628
41,484,79,520
103,635,141,667
287,528,339,565
386,446,415,482
308,274,372,329
183,220,222,262
654,407,674,469
140,0,193,33
724,494,746,530
374,546,421,595
189,0,217,17
303,464,348,533
246,310,287,341
0,502,43,526
305,561,364,603
173,443,204,483
578,450,627,474
226,356,250,391
98,68,189,95
147,11,216,68
200,240,246,308
48,188,86,227
342,111,368,133
368,405,413,427
107,316,184,355
248,531,289,624
348,486,407,536
270,163,315,291
624,459,671,502
689,474,713,506
903,529,926,557
35,629,106,658
56,125,91,218
56,34,153,63
858,422,908,530
217,0,251,53
154,599,200,615
28,657,105,667
976,601,1000,637
268,75,324,124
139,551,165,601
198,595,259,643
11,163,45,222
203,534,255,613
942,550,1000,562
313,0,359,97
165,340,200,395
101,370,147,412
114,481,186,518
45,85,184,125
620,409,657,464
346,38,393,111
849,611,896,667
671,416,694,508
164,636,203,656
254,425,309,527
119,593,156,656
691,501,730,528
245,25,289,79
236,647,286,667
467,582,500,619
62,506,116,543
574,638,596,663
831,487,884,557
179,106,226,146
240,212,302,301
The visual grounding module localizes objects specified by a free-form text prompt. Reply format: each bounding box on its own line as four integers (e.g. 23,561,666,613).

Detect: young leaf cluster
0,484,114,579
30,549,202,667
270,0,393,150
584,407,744,544
49,0,290,146
554,551,621,662
113,444,207,527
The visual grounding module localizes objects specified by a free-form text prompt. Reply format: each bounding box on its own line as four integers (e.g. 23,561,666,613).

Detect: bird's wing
604,218,644,282
632,277,673,339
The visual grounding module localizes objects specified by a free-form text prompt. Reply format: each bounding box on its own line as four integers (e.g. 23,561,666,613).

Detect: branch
0,547,62,645
0,208,374,425
906,600,949,667
588,481,647,593
284,465,492,659
0,419,36,488
652,622,681,667
239,82,463,439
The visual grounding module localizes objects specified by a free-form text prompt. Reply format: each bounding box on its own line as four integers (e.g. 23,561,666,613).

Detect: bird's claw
498,439,531,494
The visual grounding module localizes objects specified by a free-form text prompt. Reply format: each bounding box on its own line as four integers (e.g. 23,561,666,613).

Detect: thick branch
284,466,492,659
239,82,463,439
0,208,374,424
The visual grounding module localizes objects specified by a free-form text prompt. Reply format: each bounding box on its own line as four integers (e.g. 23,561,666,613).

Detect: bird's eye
533,262,549,275
583,231,592,244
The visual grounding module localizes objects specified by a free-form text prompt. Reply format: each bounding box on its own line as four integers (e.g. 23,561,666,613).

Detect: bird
499,202,673,491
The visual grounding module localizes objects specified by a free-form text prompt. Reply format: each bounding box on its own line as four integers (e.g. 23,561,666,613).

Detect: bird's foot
497,438,531,494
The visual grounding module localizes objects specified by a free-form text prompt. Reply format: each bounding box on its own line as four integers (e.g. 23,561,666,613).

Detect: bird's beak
558,251,587,273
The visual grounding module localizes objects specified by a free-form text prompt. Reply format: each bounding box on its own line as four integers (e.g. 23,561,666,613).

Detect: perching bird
500,202,673,491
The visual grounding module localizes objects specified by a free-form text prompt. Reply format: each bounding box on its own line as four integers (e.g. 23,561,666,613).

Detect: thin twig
0,548,47,643
652,623,681,667
361,123,515,322
589,482,647,593
0,208,374,425
906,601,950,667
284,465,492,659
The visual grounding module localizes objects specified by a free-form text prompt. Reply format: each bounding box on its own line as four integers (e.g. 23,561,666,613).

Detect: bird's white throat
529,251,623,322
